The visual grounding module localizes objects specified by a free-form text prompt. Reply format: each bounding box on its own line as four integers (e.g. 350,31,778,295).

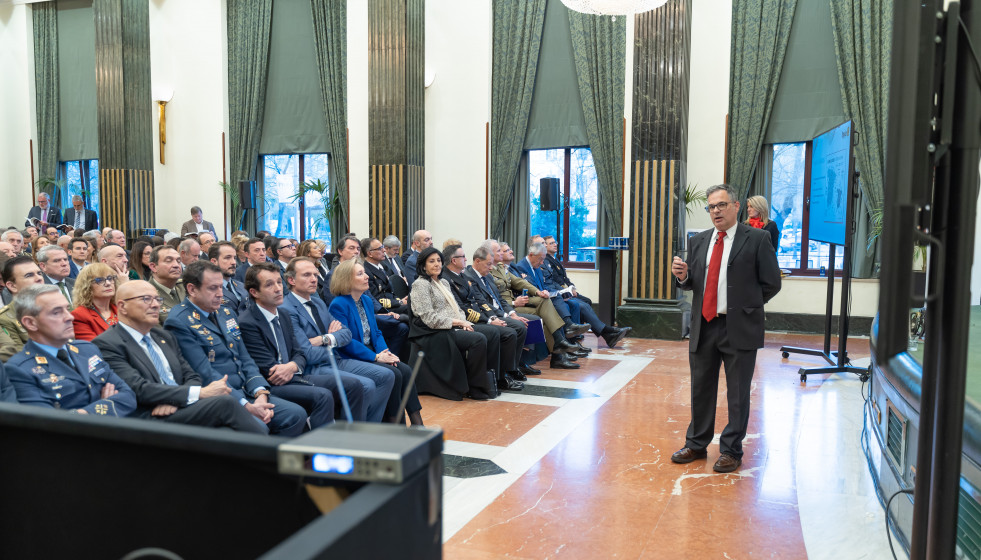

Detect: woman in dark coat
408,247,493,400
745,195,781,250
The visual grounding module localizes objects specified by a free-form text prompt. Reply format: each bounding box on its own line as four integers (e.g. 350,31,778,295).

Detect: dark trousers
685,315,758,459
156,394,268,434
268,381,334,430
377,314,410,361
452,329,490,392
472,323,503,377
502,316,528,370
566,297,606,334
392,361,422,413
264,394,310,437
298,373,368,422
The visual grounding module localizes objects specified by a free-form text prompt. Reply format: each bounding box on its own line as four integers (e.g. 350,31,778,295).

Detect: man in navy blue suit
283,257,396,422
234,238,268,283
164,261,311,436
239,262,368,422
25,192,61,229
5,284,136,417
209,241,249,317
516,242,630,349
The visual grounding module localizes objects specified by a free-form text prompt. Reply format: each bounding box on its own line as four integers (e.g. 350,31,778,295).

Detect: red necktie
702,231,726,322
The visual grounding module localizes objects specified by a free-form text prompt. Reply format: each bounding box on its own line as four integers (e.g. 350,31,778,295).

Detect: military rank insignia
466,309,481,323
192,311,201,320
94,404,108,415
35,356,48,365
379,298,392,308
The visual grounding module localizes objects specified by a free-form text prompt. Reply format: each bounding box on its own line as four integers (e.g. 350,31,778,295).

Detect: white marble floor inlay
796,359,907,560
441,354,653,541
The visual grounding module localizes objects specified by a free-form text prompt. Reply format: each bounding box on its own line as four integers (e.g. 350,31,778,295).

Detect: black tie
271,316,289,363
56,348,75,369
304,301,327,333
209,312,221,329
225,281,238,305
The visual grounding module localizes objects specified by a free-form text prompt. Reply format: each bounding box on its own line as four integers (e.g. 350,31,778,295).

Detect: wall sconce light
152,87,174,165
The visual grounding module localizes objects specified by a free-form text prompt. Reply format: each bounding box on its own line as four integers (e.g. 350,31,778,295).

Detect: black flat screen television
807,120,855,246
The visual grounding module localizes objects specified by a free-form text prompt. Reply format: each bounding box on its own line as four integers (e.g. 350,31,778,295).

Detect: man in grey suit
36,246,75,306
93,280,266,433
180,205,217,238
63,195,99,232
670,184,782,473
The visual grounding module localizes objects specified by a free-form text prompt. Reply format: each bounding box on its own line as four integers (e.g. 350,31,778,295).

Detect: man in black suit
381,235,410,298
401,229,432,285
209,241,249,317
93,280,266,433
361,236,409,313
234,237,268,283
63,195,99,232
670,184,782,473
36,246,75,306
25,192,61,228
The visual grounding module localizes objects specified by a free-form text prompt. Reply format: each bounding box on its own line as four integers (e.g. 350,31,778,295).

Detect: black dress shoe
498,373,524,391
570,334,585,343
565,323,590,337
571,350,589,358
518,364,541,375
602,326,631,349
553,339,578,354
575,343,592,353
550,353,581,369
509,370,527,381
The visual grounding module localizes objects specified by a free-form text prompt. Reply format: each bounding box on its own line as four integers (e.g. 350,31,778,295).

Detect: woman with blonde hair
745,195,780,250
70,262,120,340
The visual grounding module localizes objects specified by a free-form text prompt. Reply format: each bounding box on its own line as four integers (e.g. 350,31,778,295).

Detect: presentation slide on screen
808,121,851,246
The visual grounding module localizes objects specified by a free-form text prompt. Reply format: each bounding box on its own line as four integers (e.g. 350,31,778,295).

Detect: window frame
61,159,100,218
258,152,331,245
528,146,601,270
765,141,845,277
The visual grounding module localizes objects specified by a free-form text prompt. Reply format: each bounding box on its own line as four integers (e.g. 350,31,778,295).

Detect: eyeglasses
121,295,164,305
93,275,117,285
368,246,384,253
453,255,466,260
280,244,296,250
704,202,731,213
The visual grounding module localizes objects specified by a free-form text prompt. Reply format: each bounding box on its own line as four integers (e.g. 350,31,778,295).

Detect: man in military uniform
361,236,408,314
0,255,45,361
209,241,249,317
441,244,523,391
483,239,584,369
5,284,136,416
148,245,186,324
164,260,309,436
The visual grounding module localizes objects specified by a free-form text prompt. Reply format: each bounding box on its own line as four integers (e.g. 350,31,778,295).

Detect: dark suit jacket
280,291,354,366
464,266,513,317
92,324,202,415
0,361,18,403
442,269,493,323
678,223,781,350
403,251,419,285
544,254,572,287
180,219,217,238
26,206,62,227
514,259,547,291
234,261,251,283
221,277,250,317
44,275,75,294
63,208,99,231
237,304,308,377
364,261,408,312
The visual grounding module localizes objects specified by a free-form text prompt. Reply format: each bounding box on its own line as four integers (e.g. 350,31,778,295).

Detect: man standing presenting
670,185,781,473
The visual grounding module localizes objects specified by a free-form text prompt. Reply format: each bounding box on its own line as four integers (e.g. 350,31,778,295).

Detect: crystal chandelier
559,0,671,19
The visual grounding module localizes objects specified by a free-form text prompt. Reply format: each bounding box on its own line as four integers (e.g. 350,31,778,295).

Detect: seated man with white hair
178,238,201,268
99,245,129,279
106,229,126,247
1,230,25,256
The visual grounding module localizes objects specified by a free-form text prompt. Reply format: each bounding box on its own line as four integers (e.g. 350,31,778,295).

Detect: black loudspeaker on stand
540,177,559,212
239,180,256,231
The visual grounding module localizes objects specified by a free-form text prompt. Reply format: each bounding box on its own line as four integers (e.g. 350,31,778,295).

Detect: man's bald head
115,280,162,333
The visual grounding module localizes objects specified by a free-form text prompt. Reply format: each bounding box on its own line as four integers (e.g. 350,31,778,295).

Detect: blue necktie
143,335,177,385
482,276,503,309
271,316,289,364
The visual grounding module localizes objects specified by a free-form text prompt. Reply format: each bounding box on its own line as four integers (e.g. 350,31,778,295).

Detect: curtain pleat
489,0,547,239
830,0,892,278
568,10,625,243
310,0,349,235
33,3,61,205
227,0,273,233
726,0,799,201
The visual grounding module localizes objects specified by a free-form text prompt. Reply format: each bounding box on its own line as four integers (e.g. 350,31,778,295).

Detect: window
63,159,100,220
528,147,600,267
769,142,844,274
259,153,331,245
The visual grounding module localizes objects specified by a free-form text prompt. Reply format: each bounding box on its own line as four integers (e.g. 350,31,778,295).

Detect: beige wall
0,5,35,228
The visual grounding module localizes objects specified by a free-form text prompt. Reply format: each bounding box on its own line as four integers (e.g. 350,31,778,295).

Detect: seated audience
128,241,153,281
402,229,433,285
57,235,72,251
362,236,408,313
0,256,45,361
106,229,126,247
297,239,330,292
0,361,15,402
280,257,395,423
209,241,250,317
382,235,409,282
5,284,136,416
29,235,50,256
164,261,309,436
70,263,119,341
234,237,268,282
328,259,424,426
67,237,89,279
99,244,129,278
409,247,492,400
148,245,186,324
0,242,17,258
178,238,201,268
197,232,216,259
1,230,25,256
45,226,60,243
93,281,266,433
237,262,359,424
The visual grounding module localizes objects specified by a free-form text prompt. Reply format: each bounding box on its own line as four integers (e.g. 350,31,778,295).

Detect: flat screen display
808,120,853,246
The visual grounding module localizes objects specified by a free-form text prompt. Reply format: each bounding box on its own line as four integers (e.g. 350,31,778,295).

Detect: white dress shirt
119,321,200,404
703,222,738,316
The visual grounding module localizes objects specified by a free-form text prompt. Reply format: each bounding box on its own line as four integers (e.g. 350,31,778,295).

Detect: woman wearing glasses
70,263,120,340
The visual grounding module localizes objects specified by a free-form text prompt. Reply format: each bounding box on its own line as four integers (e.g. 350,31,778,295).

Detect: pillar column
93,0,154,241
617,0,692,339
368,0,424,242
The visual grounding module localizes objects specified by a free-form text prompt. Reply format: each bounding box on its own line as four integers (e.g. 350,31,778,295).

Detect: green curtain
33,3,60,205
490,0,547,239
227,0,273,233
502,154,531,254
726,0,798,200
830,0,892,278
568,10,625,242
310,0,349,236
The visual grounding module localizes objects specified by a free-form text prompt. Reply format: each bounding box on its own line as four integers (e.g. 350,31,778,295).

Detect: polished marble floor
422,333,904,559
